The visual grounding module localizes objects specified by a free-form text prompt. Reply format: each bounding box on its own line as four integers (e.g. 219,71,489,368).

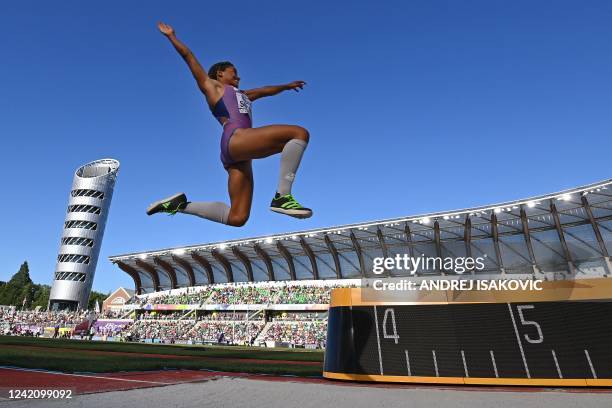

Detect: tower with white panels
49,159,120,311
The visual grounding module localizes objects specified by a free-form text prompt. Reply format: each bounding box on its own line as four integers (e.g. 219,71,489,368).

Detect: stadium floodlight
422,217,431,224
219,243,227,250
560,193,572,201
139,254,148,260
527,201,536,208
265,238,273,244
173,249,185,255
494,208,501,214
443,215,449,220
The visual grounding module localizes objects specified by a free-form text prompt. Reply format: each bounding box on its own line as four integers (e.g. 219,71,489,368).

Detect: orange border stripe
323,371,611,387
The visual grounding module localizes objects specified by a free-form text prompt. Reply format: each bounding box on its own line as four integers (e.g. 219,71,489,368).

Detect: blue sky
1,1,610,293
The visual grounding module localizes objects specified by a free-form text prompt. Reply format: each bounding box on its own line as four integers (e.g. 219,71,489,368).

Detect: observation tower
49,159,120,311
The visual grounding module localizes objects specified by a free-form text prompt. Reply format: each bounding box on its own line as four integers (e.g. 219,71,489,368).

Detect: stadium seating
264,321,327,347
124,320,197,342
0,280,358,348
134,282,355,306
191,320,265,345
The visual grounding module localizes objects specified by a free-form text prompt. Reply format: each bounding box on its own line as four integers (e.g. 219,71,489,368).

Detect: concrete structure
110,179,612,294
50,159,120,311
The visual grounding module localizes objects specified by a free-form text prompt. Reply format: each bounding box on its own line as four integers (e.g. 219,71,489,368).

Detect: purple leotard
210,84,253,168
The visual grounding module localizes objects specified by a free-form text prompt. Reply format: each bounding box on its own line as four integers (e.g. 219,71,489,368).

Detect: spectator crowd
131,282,355,306
0,281,358,348
264,320,327,347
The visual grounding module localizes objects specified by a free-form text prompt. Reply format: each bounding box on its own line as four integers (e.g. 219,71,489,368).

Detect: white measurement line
551,350,562,379
461,350,469,377
0,366,170,385
405,350,412,376
490,350,499,378
585,349,597,379
432,350,439,377
373,305,384,375
507,303,531,378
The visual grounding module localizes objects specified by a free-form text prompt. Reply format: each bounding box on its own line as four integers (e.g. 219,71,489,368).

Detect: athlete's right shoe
146,193,188,216
269,193,313,219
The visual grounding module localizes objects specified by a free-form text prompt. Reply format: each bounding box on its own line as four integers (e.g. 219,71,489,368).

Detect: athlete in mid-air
147,22,312,226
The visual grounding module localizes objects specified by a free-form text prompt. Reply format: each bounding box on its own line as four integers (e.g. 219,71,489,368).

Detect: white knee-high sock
180,201,230,224
277,139,308,195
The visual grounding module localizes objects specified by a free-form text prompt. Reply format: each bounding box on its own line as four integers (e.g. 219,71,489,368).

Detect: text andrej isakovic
371,254,543,291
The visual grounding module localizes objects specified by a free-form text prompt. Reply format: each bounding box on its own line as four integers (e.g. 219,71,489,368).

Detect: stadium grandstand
2,179,610,349
104,179,612,348
108,280,351,348
110,179,612,289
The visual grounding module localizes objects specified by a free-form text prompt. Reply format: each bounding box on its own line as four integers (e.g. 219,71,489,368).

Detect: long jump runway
1,367,611,408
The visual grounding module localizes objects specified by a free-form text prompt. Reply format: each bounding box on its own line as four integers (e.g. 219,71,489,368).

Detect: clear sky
1,1,610,294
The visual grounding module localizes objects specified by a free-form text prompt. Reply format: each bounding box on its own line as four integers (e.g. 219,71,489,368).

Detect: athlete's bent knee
228,212,249,227
293,126,310,143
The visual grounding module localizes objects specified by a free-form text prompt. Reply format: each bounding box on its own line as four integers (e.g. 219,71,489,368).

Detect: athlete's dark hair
208,61,235,80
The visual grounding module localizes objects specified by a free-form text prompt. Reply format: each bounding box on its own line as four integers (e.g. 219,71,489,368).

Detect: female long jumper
147,22,312,226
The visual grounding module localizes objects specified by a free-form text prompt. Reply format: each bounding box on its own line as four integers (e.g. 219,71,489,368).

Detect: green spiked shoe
270,193,313,219
146,193,188,216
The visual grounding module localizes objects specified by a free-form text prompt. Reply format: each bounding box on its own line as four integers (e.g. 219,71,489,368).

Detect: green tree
87,290,110,310
0,262,108,310
29,285,51,310
0,261,33,307
9,262,33,287
20,283,34,308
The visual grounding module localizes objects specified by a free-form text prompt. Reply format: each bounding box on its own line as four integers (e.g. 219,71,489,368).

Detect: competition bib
235,89,252,116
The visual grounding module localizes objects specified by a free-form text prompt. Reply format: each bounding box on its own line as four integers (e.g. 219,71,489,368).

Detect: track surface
0,367,324,395
1,366,612,408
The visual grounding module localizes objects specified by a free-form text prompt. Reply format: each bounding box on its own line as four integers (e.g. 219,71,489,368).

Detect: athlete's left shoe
146,192,188,216
270,193,313,219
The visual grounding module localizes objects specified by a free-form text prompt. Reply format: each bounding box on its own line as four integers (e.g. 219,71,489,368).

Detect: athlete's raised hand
285,80,306,92
245,81,307,101
158,22,175,37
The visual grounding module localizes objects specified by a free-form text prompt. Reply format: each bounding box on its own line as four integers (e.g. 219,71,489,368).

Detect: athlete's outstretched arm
158,22,220,99
244,81,306,102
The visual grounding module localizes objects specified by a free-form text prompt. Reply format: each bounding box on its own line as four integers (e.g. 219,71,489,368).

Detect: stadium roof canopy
110,180,612,294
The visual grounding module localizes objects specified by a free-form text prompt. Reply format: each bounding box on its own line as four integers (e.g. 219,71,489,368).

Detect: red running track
0,367,327,395
1,367,611,396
